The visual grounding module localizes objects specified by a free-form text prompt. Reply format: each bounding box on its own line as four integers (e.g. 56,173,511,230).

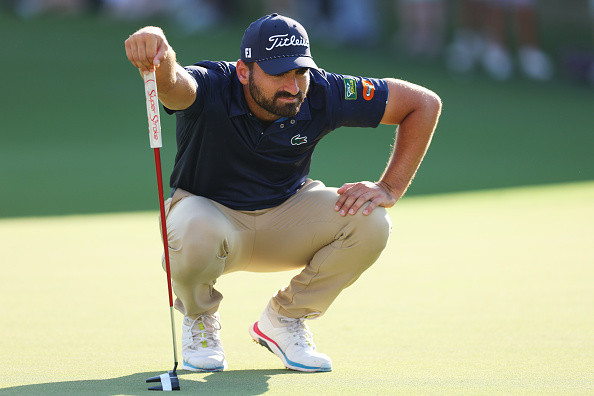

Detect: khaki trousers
162,179,392,319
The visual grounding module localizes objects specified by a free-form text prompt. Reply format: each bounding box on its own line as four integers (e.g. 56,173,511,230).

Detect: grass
0,181,592,395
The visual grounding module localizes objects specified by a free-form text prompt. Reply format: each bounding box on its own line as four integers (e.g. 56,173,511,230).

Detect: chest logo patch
291,134,308,145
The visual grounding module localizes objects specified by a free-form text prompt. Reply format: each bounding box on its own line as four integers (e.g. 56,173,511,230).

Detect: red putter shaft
154,147,173,308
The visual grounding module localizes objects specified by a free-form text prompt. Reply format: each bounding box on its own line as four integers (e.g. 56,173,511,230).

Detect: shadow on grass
0,369,305,395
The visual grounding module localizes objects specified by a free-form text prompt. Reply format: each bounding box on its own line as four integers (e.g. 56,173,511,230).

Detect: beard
248,77,308,118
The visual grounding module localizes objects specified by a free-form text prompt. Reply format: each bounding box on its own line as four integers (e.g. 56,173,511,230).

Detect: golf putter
143,70,181,391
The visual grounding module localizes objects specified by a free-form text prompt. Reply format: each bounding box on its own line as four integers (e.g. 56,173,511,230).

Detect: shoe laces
187,314,222,349
281,313,320,349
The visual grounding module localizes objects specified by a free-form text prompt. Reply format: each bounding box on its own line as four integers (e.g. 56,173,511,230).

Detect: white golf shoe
181,313,227,372
249,305,332,372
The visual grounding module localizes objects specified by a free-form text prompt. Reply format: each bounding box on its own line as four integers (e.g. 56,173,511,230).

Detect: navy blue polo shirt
165,61,389,211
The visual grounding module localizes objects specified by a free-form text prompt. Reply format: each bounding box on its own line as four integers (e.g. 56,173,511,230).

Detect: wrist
377,180,404,200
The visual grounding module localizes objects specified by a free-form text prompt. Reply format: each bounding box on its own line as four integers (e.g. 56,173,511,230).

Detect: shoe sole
182,359,228,372
249,322,332,373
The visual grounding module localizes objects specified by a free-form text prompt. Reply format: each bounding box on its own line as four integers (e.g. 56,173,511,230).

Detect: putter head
147,370,180,391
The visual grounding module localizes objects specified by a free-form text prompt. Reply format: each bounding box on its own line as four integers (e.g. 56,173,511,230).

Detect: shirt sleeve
324,72,389,129
163,63,229,117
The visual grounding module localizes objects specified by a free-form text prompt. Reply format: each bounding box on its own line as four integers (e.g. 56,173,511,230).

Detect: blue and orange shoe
249,305,332,372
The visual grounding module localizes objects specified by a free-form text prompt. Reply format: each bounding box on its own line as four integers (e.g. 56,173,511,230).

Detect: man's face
247,63,310,119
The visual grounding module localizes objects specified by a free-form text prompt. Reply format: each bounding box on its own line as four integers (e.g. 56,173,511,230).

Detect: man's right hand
124,26,170,74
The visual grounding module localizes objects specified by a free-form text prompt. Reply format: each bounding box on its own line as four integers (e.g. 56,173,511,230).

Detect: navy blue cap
240,13,317,75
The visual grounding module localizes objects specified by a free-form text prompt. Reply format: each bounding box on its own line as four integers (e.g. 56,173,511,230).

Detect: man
125,13,441,373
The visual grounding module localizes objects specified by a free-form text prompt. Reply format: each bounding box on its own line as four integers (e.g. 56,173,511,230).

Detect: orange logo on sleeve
362,79,375,101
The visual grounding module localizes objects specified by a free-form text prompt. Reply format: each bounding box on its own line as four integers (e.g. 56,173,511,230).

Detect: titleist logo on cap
266,34,309,51
240,13,318,75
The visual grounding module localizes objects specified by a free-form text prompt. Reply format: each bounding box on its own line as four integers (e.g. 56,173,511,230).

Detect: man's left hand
335,181,398,216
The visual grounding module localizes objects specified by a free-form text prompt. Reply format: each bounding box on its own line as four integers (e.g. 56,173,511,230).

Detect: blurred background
1,0,593,218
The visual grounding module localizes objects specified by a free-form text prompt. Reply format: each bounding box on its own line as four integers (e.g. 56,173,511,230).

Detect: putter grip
144,70,162,148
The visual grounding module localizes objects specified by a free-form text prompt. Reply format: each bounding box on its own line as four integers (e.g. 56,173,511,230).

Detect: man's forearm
152,46,178,96
379,98,441,200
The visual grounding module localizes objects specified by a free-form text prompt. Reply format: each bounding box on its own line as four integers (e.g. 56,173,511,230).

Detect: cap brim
257,56,318,76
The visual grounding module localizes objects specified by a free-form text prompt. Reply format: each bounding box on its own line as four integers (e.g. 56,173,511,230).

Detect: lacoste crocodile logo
291,134,308,146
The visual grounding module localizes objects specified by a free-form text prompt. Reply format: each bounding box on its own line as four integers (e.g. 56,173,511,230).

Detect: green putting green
1,181,592,395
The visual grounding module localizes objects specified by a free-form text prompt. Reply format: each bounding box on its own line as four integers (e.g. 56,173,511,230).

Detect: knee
168,211,231,281
331,207,392,286
178,212,230,254
349,206,392,254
